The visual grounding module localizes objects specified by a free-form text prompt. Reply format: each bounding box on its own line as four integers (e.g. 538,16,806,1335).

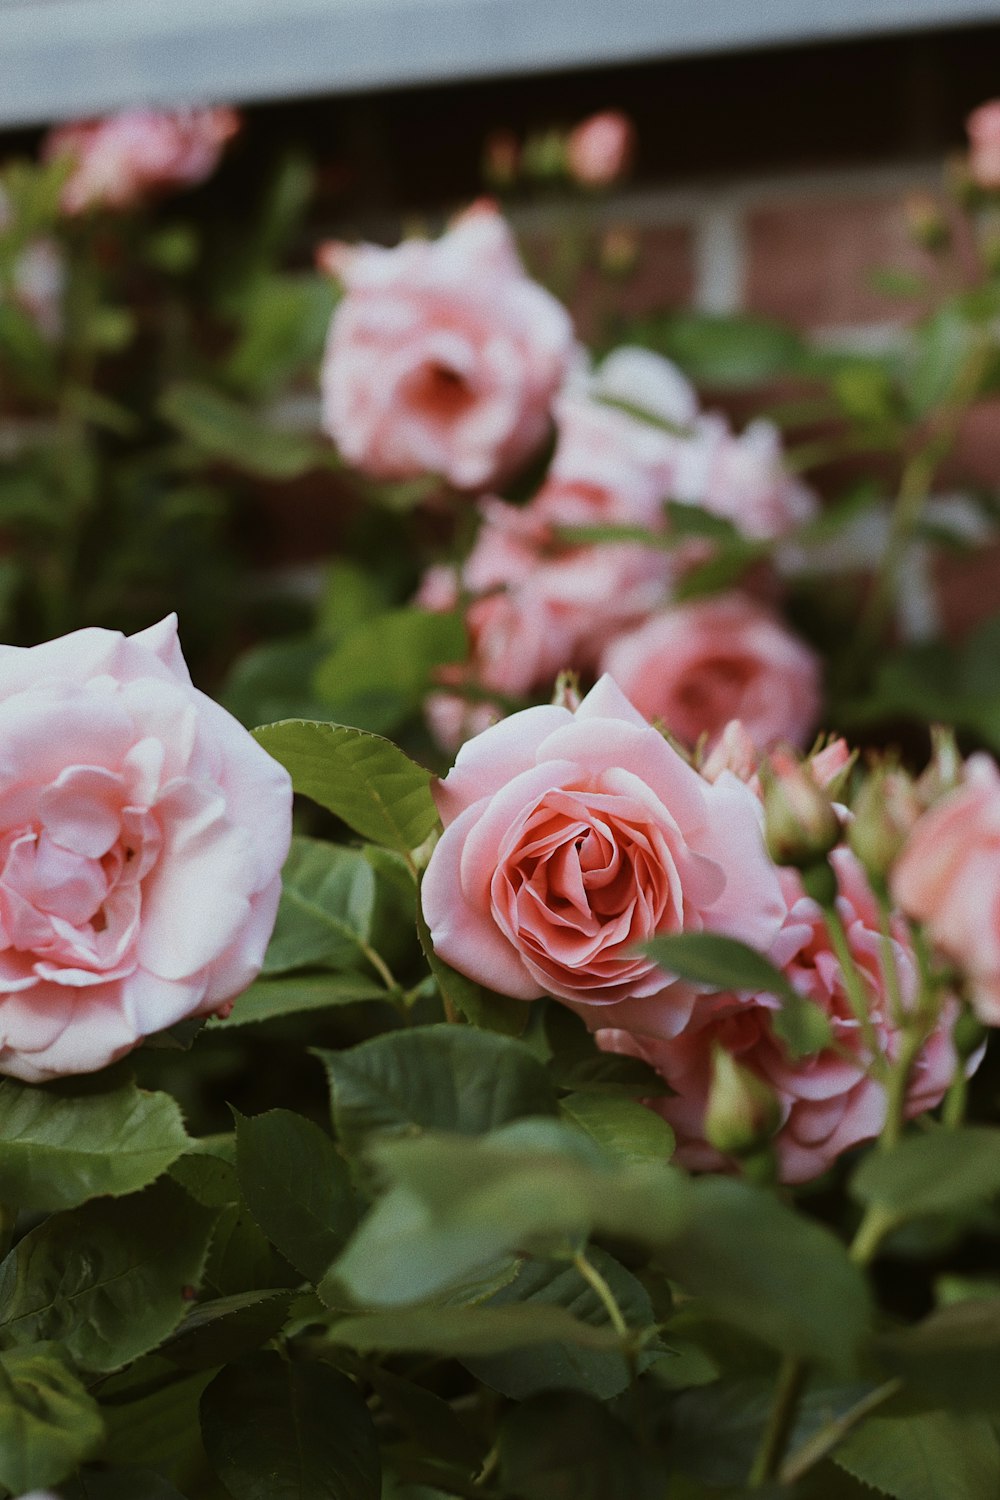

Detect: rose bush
0,615,291,1080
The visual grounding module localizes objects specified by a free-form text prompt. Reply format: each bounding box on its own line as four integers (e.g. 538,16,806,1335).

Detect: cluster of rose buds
483,109,635,191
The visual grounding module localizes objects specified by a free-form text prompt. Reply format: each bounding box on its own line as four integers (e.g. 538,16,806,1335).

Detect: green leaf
0,1342,103,1493
225,272,336,396
416,902,528,1036
875,1299,1000,1409
464,1248,657,1399
560,1092,674,1166
208,974,389,1028
253,719,439,855
200,1349,380,1500
169,1140,240,1207
901,307,977,419
160,380,328,479
236,1109,358,1282
545,1006,672,1098
500,1392,664,1500
65,1469,188,1500
642,933,832,1057
631,311,808,389
317,1024,557,1160
204,1202,295,1298
0,1074,190,1212
160,1288,295,1370
834,1403,1000,1500
365,1363,483,1470
0,1177,216,1372
264,837,377,976
655,1177,871,1369
851,1126,1000,1220
224,635,333,731
314,608,466,736
94,1355,214,1479
324,1302,633,1357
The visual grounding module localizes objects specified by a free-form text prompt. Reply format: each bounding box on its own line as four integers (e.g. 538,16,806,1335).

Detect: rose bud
522,129,568,182
848,766,921,889
762,750,840,872
704,1045,783,1158
915,725,963,809
566,110,635,189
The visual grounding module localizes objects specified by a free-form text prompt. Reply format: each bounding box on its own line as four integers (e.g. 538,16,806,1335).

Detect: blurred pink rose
44,107,240,214
318,200,575,489
892,753,1000,1025
0,186,64,339
600,595,821,751
967,100,1000,190
566,111,635,188
600,849,961,1182
0,616,292,1081
422,675,784,1030
675,416,818,540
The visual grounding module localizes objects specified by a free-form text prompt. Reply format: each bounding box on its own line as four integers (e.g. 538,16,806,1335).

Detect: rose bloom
599,848,962,1182
967,100,1000,190
600,594,821,751
892,753,1000,1025
566,110,635,188
318,199,575,490
44,107,240,214
422,675,784,1033
675,415,818,540
0,616,292,1081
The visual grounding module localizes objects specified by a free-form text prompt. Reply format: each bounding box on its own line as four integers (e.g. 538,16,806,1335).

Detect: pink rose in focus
967,100,1000,190
675,416,818,540
421,675,785,1033
566,111,635,188
599,849,962,1182
600,595,821,751
0,616,292,1081
892,753,1000,1025
319,200,575,489
44,107,239,214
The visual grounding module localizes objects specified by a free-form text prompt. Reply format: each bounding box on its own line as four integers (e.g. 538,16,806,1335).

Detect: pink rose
675,416,818,540
421,676,785,1033
566,111,635,188
892,753,1000,1025
0,616,292,1081
600,849,961,1182
44,107,239,214
967,100,1000,190
318,200,575,489
600,595,821,751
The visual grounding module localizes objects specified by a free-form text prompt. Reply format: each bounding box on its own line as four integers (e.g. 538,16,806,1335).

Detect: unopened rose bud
904,192,951,252
597,225,639,278
522,129,567,183
701,719,759,787
482,129,520,190
566,110,635,189
916,725,963,809
704,1046,783,1157
551,670,581,712
848,766,921,889
762,751,840,871
807,737,855,797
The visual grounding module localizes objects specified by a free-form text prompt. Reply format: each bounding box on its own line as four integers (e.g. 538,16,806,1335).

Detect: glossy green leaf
851,1126,1000,1219
0,1342,103,1493
0,1075,190,1212
236,1109,358,1282
253,719,439,854
161,1289,294,1370
208,974,389,1028
200,1350,380,1500
560,1091,674,1166
0,1178,216,1372
263,837,377,975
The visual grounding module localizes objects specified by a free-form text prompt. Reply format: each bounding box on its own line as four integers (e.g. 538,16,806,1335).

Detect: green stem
849,1201,900,1265
748,1355,808,1487
572,1248,629,1341
822,901,887,1081
877,894,906,1031
779,1378,903,1484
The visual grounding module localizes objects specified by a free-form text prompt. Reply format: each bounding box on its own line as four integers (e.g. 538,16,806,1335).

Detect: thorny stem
748,1354,808,1488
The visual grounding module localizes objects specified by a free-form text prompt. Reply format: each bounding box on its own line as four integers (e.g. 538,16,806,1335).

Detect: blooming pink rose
421,676,785,1032
600,849,961,1182
892,753,1000,1025
967,100,1000,190
675,416,818,540
44,107,240,214
566,111,635,188
0,616,292,1081
600,595,821,751
318,200,575,489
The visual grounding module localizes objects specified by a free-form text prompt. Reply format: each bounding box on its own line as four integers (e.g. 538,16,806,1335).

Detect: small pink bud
566,110,635,189
762,750,840,870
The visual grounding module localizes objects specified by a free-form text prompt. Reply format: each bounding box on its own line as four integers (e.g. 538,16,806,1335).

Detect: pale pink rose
600,849,961,1183
892,753,1000,1025
0,616,292,1081
600,595,821,751
967,100,1000,190
566,111,635,188
421,675,785,1032
44,107,240,214
675,416,818,540
318,200,575,489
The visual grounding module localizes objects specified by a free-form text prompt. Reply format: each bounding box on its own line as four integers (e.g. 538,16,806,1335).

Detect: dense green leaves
161,380,328,479
0,1342,103,1493
560,1091,675,1166
325,1303,632,1358
264,837,380,976
0,1178,215,1371
0,1075,190,1212
500,1393,664,1500
254,719,439,855
161,1289,295,1370
314,607,467,735
200,1350,381,1500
